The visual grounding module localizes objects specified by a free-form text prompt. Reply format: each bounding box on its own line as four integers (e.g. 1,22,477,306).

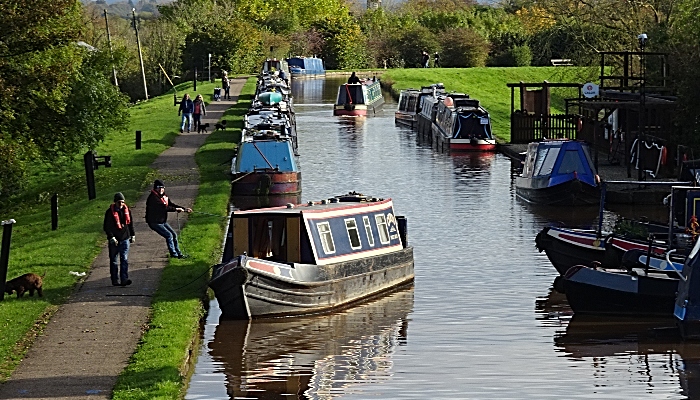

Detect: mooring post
51,194,58,231
84,150,96,200
0,219,16,301
136,130,142,150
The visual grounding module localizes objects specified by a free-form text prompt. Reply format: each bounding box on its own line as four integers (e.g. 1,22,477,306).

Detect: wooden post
136,130,142,150
132,8,148,100
0,219,16,301
51,194,58,231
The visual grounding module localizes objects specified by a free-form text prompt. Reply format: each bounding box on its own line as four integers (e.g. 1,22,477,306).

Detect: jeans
224,86,230,99
193,113,202,131
180,113,192,131
148,222,182,256
108,239,130,284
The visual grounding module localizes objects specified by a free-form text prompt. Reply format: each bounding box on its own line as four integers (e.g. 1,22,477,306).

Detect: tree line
2,0,699,203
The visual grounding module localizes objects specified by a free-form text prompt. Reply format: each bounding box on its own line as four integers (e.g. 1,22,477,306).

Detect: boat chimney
286,203,294,208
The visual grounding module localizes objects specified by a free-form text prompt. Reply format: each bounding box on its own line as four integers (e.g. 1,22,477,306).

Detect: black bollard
84,151,96,200
51,194,58,231
0,219,16,301
193,67,197,92
136,130,142,150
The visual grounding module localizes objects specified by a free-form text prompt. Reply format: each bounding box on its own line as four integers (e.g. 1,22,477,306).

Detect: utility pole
104,10,118,88
132,8,148,100
208,53,211,82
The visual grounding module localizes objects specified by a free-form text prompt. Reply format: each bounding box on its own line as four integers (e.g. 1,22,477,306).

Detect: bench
551,59,573,66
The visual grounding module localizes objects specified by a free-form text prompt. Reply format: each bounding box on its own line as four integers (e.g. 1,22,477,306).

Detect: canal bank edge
0,79,250,400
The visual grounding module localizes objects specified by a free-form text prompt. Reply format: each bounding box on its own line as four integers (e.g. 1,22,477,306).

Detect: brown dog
4,272,45,298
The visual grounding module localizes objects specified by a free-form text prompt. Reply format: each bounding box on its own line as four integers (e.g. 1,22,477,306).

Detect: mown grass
111,78,254,399
0,80,219,382
381,67,599,142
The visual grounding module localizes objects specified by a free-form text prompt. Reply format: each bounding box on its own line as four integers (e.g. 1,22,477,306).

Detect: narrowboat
285,56,325,78
261,58,290,78
395,84,445,128
535,226,674,275
515,140,600,206
563,264,680,316
417,91,443,144
431,94,496,152
675,239,700,339
333,80,384,116
230,130,301,196
209,192,414,319
206,288,413,397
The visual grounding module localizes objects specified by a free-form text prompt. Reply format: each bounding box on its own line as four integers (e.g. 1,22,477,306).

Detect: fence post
0,219,16,301
136,130,142,150
51,194,58,231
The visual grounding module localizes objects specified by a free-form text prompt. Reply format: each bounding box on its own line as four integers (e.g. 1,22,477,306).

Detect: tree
0,0,130,200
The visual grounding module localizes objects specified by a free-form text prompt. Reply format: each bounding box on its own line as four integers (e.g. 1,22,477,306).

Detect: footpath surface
0,78,246,400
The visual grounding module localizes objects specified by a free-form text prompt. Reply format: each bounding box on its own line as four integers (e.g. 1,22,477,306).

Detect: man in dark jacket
145,179,192,258
103,192,135,286
178,93,194,133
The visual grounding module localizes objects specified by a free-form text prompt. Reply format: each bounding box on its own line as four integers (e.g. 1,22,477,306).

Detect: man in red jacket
103,192,135,286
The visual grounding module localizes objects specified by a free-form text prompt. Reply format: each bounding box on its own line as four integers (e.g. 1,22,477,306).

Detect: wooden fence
510,113,580,144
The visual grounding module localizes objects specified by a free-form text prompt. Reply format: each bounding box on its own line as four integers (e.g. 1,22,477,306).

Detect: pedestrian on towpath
178,93,194,133
193,94,206,132
103,192,135,286
145,180,192,259
222,71,231,100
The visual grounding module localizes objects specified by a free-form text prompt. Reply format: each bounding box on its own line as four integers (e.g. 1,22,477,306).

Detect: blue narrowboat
285,56,325,78
431,94,496,152
396,83,445,128
515,140,600,206
209,192,414,319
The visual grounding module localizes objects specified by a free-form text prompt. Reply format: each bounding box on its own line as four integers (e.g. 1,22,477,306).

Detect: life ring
661,146,668,165
687,215,699,239
576,117,583,133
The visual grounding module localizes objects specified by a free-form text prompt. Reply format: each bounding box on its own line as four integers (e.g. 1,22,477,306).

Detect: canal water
186,76,700,399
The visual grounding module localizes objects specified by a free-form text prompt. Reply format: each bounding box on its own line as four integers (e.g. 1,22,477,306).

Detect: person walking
422,51,430,68
103,192,135,287
145,180,192,259
434,52,440,68
193,94,206,133
178,93,194,133
222,71,231,100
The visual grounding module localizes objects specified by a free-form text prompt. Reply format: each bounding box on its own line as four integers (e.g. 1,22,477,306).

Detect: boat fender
470,138,478,146
344,104,355,111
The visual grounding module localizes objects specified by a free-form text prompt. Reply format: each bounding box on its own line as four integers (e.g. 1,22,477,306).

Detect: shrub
438,27,490,67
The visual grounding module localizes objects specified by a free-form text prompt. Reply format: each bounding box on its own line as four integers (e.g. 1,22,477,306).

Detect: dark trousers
108,239,130,284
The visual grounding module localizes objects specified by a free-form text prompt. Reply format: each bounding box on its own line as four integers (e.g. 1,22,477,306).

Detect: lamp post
132,8,148,100
208,53,212,82
637,33,648,180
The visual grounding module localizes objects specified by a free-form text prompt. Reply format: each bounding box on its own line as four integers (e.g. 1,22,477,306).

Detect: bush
491,45,532,67
393,25,440,68
438,27,490,67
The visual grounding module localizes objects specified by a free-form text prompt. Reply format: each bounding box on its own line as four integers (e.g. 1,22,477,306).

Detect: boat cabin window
534,147,560,176
362,216,375,247
317,222,336,254
558,150,587,174
345,218,362,250
375,214,390,244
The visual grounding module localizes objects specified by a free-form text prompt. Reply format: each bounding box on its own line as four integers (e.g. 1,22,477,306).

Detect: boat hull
333,104,369,116
449,138,497,152
231,171,301,196
563,266,678,316
535,226,669,275
210,247,415,319
515,178,600,206
395,111,418,127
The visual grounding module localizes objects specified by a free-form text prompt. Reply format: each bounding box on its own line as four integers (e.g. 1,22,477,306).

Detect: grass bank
111,78,254,399
381,67,598,142
0,80,219,382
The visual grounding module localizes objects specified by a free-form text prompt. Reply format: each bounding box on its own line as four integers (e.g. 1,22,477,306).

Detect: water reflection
206,287,413,399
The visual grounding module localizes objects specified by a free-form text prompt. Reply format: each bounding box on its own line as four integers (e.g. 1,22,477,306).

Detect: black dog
198,123,210,134
214,120,227,131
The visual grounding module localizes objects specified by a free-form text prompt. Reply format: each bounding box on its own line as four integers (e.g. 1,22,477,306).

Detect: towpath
0,78,246,400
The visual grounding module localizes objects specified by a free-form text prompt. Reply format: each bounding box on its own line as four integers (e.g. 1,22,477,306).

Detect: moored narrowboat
230,132,301,196
285,56,325,78
333,80,384,116
431,94,496,152
209,192,415,319
395,84,445,128
515,140,600,206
